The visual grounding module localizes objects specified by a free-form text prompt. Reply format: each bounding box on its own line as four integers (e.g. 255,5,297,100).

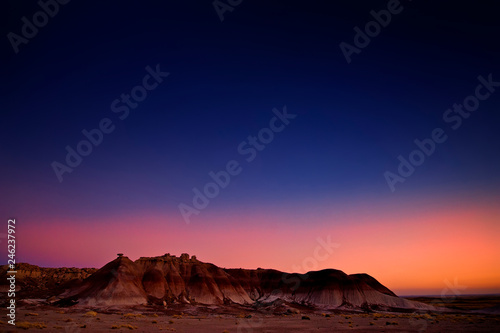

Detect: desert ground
1,298,499,332
2,260,499,332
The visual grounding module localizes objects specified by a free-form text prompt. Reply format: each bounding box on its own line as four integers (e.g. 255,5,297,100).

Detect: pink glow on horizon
18,196,500,295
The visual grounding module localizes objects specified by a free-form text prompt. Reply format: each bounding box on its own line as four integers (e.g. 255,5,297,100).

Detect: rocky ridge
48,253,434,312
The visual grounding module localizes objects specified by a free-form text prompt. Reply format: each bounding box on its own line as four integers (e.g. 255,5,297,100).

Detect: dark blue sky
2,1,500,244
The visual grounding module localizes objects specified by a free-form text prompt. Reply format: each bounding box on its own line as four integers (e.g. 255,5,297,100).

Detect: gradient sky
2,1,500,296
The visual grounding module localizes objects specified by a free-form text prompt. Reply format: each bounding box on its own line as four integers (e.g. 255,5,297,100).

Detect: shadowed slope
53,254,434,311
59,256,147,306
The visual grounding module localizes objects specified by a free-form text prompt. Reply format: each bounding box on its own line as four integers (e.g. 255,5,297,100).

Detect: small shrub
301,316,311,320
111,324,138,329
84,311,98,317
121,324,137,330
123,313,143,318
17,322,47,329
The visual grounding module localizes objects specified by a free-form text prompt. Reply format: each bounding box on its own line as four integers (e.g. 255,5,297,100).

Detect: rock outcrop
0,263,97,297
50,253,433,311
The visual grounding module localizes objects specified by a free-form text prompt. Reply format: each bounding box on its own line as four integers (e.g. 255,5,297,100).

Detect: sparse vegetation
123,313,144,319
84,311,98,317
17,322,47,330
111,324,138,329
2,305,500,333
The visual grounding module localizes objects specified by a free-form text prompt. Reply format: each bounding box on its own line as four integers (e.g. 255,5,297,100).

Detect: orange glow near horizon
17,196,500,296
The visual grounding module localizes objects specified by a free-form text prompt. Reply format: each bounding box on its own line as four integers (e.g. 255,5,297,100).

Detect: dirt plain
1,297,500,333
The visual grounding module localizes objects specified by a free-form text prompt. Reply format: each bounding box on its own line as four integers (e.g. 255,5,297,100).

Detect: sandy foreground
1,306,499,333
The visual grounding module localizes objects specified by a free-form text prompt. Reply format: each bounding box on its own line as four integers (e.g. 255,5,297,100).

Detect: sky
2,1,500,296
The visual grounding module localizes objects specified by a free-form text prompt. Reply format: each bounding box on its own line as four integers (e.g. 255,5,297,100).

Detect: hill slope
51,253,433,311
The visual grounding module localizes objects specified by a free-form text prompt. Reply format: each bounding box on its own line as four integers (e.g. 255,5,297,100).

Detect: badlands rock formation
0,263,96,297
51,253,432,311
